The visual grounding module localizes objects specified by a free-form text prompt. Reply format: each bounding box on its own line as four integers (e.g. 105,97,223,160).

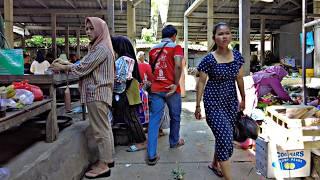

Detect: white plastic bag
15,89,34,105
1,98,17,108
160,104,170,129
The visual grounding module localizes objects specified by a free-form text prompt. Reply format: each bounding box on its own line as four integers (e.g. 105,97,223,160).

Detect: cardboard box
256,137,311,178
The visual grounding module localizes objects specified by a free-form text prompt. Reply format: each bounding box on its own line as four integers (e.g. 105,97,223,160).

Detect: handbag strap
151,41,169,73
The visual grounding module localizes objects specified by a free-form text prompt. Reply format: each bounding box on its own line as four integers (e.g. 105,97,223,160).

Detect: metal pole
302,0,307,105
304,19,320,28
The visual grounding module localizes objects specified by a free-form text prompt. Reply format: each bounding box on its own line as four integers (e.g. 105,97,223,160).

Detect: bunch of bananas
0,85,16,98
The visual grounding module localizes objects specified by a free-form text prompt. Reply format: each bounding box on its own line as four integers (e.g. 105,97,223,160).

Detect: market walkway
83,91,261,180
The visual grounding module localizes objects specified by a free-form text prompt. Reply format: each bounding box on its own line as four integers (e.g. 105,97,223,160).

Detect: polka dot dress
197,50,244,162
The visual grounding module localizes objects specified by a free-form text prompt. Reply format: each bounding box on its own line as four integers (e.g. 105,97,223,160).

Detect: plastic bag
137,88,149,124
13,80,43,101
0,49,24,75
234,111,259,142
1,98,17,108
160,104,170,129
15,89,34,105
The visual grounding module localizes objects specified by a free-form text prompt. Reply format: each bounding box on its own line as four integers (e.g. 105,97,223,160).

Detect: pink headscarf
85,17,114,59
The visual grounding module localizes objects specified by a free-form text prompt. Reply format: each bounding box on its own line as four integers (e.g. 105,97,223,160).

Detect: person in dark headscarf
30,50,50,74
111,35,147,153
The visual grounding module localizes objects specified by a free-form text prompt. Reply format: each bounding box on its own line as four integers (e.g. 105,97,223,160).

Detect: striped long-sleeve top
71,43,114,106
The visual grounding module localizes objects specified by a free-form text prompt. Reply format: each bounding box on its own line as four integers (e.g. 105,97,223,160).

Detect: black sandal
208,165,224,177
146,155,160,166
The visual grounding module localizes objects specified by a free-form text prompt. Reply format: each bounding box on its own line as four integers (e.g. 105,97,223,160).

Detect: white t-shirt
30,60,50,75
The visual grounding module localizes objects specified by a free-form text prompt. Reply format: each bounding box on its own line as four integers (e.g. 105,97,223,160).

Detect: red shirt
149,40,183,93
138,62,153,81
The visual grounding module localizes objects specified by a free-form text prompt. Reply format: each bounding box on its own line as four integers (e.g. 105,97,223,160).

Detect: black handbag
233,111,259,142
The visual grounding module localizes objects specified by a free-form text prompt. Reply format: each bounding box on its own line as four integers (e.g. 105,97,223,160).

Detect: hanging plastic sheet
0,49,24,75
300,31,314,54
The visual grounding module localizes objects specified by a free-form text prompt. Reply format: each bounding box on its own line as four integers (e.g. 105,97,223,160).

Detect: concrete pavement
83,91,263,180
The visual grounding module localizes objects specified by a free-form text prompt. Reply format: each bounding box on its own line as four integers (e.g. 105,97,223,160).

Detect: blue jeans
147,92,182,159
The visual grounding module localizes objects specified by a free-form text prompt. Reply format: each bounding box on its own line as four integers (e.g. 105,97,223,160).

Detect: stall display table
260,105,320,150
0,74,80,142
0,99,54,141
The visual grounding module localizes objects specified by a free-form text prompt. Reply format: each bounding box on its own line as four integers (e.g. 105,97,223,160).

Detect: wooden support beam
107,0,114,35
51,14,57,59
289,0,301,8
25,25,83,31
207,0,214,52
127,1,136,44
34,0,49,9
10,8,107,15
165,22,204,27
185,0,206,17
184,16,188,68
97,0,104,9
239,0,251,75
216,0,231,11
260,18,265,65
4,0,13,48
76,29,81,59
262,0,290,13
64,0,77,9
65,25,70,58
21,36,26,49
133,0,144,7
314,1,320,77
189,12,295,20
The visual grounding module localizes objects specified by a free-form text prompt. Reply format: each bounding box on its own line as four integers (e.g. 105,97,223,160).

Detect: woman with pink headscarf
52,17,114,178
253,65,291,101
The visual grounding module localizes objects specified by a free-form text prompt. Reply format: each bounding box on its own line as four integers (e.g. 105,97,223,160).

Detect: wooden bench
0,99,57,142
0,74,81,142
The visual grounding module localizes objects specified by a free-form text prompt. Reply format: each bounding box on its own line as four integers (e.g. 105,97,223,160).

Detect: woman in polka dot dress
194,22,245,180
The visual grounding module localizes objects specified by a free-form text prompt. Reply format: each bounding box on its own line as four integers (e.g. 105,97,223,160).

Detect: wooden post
107,0,115,35
127,1,136,46
76,29,81,59
46,84,59,142
65,25,70,58
207,0,214,52
21,36,26,49
270,34,274,53
51,14,57,59
184,16,189,68
260,18,265,66
4,0,14,48
239,0,251,75
314,0,320,77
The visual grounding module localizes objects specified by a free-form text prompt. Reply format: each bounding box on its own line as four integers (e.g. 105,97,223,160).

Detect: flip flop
208,165,224,177
85,167,111,179
126,145,146,152
170,139,185,148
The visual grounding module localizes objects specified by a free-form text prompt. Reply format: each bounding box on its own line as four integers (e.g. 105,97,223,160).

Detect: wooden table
0,99,54,141
0,74,80,142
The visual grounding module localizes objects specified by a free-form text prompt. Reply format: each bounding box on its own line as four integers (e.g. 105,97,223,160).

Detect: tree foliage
141,28,156,43
25,35,90,48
